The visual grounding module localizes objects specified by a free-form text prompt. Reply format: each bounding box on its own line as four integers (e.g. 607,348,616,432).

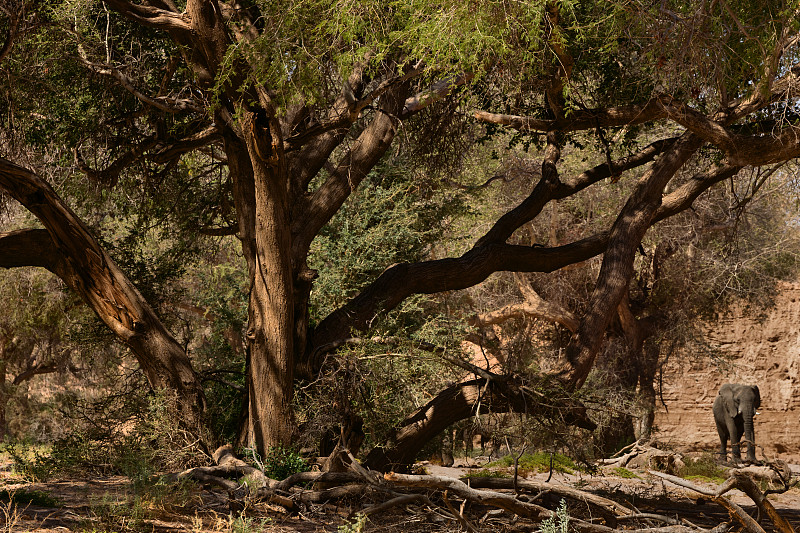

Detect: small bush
487,452,578,474
539,499,569,533
244,446,308,481
0,489,61,507
679,453,727,482
461,469,511,479
612,467,639,479
338,513,367,533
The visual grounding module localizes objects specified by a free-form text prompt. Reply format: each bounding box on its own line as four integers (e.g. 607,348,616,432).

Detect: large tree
1,0,800,463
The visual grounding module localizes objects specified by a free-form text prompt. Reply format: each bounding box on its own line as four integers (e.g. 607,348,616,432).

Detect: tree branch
473,99,666,133
104,0,191,35
469,287,579,333
77,55,201,113
150,125,222,164
74,138,159,188
0,228,66,276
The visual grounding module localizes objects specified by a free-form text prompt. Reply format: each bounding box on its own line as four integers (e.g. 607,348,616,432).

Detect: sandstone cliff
654,281,800,462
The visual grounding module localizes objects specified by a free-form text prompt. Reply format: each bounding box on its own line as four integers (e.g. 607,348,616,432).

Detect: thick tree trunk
240,110,296,452
0,159,209,440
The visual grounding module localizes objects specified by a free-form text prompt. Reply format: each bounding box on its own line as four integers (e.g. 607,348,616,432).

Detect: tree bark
0,158,209,440
239,109,296,451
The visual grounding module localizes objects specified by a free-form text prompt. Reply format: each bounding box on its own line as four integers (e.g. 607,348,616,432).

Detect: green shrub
487,452,578,474
338,513,367,533
539,499,569,533
461,469,510,479
0,488,61,507
678,453,727,482
244,446,308,481
612,467,639,479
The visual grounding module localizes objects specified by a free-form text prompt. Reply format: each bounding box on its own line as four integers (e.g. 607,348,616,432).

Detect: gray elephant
712,383,760,463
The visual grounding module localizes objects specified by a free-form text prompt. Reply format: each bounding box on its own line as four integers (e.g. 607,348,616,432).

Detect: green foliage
220,514,273,533
612,467,639,479
539,499,569,533
679,453,728,482
338,513,367,533
245,446,308,481
461,469,511,479
6,389,207,482
309,159,469,322
487,452,578,474
0,488,61,508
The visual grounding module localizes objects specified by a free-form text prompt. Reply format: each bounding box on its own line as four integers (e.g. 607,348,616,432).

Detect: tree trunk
240,110,296,452
0,346,7,442
0,159,210,441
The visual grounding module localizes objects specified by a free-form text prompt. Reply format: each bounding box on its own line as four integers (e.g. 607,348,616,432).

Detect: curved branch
309,233,610,371
363,376,596,472
555,133,703,389
291,84,408,260
0,157,208,434
473,99,667,133
470,291,580,332
78,56,201,113
74,138,158,188
476,137,675,247
150,125,222,164
104,0,191,35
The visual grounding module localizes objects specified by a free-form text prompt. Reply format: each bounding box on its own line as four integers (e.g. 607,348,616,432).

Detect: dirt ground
3,457,800,532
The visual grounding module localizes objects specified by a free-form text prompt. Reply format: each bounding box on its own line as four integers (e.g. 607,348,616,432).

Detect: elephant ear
720,385,738,418
752,385,761,409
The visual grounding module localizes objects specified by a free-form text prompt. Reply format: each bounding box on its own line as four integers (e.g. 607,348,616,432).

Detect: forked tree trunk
556,134,702,388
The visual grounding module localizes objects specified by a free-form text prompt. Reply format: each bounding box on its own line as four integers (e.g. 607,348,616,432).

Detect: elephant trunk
742,407,757,462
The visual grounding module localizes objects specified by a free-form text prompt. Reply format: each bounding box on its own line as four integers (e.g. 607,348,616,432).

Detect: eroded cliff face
654,281,800,462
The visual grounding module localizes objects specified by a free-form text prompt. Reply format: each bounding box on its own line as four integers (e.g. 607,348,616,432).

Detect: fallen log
649,470,779,533
462,475,634,517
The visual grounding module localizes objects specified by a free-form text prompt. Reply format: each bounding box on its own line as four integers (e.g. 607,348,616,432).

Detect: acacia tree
1,0,800,464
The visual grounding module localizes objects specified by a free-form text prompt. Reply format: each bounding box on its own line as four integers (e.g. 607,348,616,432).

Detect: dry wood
385,472,551,520
442,489,479,533
720,471,796,533
296,484,367,504
212,444,272,488
462,476,633,516
649,471,768,533
358,493,432,517
274,471,363,492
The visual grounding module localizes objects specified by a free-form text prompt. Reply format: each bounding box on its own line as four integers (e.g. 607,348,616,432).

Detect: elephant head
713,383,760,463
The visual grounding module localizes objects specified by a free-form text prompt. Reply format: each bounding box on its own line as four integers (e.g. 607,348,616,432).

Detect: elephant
712,383,760,463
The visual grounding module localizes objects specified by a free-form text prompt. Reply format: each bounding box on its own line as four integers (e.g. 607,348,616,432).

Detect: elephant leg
714,417,729,462
728,417,743,463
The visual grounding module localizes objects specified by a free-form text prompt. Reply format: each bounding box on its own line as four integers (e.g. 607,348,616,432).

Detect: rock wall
654,281,800,462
